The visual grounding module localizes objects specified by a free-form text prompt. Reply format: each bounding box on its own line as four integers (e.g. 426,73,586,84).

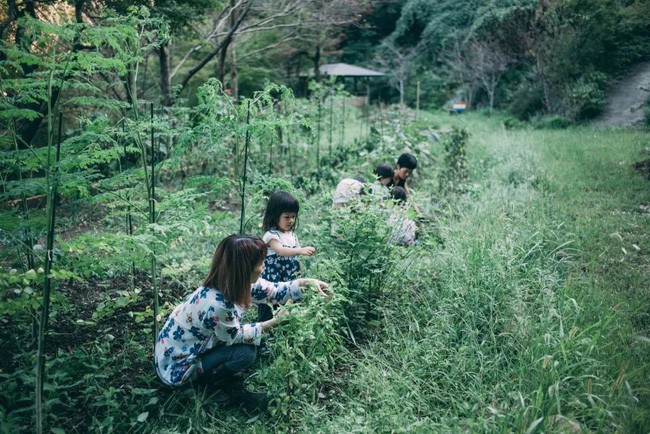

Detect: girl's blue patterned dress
261,230,301,283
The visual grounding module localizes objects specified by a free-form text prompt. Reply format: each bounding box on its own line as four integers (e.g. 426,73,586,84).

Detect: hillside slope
594,61,650,127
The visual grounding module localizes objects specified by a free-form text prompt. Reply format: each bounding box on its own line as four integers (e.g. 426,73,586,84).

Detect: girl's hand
300,246,316,256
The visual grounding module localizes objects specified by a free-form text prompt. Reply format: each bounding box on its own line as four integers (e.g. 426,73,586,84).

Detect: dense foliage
4,1,649,121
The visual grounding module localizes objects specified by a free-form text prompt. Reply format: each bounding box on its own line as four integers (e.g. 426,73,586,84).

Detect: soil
594,61,650,127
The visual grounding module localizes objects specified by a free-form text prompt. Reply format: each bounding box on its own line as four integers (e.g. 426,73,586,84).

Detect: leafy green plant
438,126,469,195
255,291,345,423
569,72,608,120
532,115,573,129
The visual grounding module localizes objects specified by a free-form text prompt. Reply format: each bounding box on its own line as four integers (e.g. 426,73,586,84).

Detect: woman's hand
298,278,330,297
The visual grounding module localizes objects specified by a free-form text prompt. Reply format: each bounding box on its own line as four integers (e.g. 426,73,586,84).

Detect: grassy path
287,117,650,433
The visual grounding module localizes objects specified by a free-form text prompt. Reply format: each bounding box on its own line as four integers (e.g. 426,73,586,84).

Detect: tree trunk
231,42,239,99
74,0,85,23
159,42,172,106
314,44,321,81
216,39,230,86
488,87,495,115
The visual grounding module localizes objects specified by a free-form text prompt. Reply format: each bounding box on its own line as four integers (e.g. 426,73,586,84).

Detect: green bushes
569,72,608,120
255,291,345,422
532,115,573,129
507,80,546,121
438,126,469,195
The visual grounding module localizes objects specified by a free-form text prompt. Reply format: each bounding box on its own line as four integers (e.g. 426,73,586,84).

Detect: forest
1,1,650,433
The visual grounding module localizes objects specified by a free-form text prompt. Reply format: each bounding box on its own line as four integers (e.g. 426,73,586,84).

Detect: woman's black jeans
197,343,257,382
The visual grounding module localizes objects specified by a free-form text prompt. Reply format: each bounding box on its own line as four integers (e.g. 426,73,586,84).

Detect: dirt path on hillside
594,61,650,127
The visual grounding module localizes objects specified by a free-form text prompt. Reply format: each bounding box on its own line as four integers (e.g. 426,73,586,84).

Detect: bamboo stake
150,103,159,341
121,118,135,290
240,101,251,234
340,97,345,147
36,112,63,434
329,92,333,158
269,136,273,175
316,98,321,176
416,80,420,120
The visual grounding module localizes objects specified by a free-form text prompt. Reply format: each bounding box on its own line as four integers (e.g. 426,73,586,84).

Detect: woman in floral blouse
154,234,329,408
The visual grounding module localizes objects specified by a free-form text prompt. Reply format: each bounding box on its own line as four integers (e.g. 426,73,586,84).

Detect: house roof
319,63,385,77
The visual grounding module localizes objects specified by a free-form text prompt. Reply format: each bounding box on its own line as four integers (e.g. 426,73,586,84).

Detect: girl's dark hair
391,186,408,204
203,235,267,307
397,152,417,170
263,191,300,231
375,163,394,179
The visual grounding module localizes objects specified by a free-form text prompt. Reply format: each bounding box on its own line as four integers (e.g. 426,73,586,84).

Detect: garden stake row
36,112,63,434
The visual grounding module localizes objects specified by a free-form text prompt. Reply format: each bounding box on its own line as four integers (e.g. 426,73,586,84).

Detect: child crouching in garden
154,234,329,410
259,191,316,321
387,187,417,246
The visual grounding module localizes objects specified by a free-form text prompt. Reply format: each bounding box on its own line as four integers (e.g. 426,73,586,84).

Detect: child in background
331,177,365,210
259,191,315,321
330,177,365,237
369,163,394,200
387,186,417,246
390,152,418,193
390,152,421,214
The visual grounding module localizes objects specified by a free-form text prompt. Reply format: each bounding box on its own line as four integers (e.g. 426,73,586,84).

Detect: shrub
508,80,545,121
438,126,469,195
569,72,608,120
503,117,526,130
532,115,573,129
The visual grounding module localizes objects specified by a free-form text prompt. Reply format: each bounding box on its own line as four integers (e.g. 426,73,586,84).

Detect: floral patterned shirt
154,278,301,386
262,229,301,283
388,211,416,246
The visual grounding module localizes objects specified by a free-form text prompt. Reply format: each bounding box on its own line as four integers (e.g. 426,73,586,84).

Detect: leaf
137,412,149,422
245,415,260,424
525,417,544,434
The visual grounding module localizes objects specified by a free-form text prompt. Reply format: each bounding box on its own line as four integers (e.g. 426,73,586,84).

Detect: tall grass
264,116,650,433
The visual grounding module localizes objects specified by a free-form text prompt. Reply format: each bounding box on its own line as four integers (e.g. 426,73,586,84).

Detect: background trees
2,0,650,137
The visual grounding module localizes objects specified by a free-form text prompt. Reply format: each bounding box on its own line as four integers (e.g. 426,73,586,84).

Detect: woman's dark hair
375,163,394,179
397,152,417,170
391,186,408,204
203,235,267,307
263,191,300,231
